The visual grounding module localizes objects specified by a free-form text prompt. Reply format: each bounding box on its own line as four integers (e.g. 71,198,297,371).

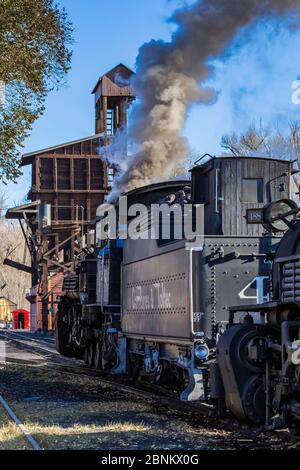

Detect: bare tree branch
221,120,300,160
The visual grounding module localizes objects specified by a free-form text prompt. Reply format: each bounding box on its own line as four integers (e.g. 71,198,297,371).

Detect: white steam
111,0,300,195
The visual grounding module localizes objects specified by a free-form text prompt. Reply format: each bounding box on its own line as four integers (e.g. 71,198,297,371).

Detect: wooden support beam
55,234,59,259
102,96,107,133
54,196,58,221
87,158,91,191
41,242,49,332
44,229,80,258
3,258,33,274
103,160,108,189
36,157,41,191
120,99,128,128
36,154,103,159
54,158,58,192
115,104,120,130
29,189,108,194
18,219,32,255
43,256,73,272
70,158,74,191
71,197,74,222
87,198,91,223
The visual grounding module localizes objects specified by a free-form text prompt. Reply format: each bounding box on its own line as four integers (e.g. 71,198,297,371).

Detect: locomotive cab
191,155,293,236
218,194,300,429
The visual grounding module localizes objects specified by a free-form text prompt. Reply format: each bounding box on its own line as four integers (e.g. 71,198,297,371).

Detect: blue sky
2,0,300,205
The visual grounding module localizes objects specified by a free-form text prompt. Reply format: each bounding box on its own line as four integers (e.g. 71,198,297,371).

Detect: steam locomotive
56,155,300,429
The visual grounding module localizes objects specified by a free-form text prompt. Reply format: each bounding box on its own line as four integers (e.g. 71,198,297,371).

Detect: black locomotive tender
56,155,300,429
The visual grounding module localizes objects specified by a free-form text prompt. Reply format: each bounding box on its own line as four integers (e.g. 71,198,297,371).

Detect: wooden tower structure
19,134,109,262
5,63,135,332
93,63,135,137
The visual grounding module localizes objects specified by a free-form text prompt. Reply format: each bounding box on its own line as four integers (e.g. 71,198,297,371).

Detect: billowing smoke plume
112,0,300,195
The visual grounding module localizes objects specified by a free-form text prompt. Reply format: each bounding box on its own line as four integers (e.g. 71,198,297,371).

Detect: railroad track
0,330,214,419
0,395,42,450
0,330,297,450
0,330,56,354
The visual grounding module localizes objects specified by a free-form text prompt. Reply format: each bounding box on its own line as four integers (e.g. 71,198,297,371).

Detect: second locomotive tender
56,156,295,405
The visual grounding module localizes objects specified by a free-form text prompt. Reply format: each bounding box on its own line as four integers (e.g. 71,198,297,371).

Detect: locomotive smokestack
111,0,300,197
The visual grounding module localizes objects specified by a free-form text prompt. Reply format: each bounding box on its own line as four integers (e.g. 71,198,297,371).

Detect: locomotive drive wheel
236,328,271,374
242,375,266,425
218,324,276,424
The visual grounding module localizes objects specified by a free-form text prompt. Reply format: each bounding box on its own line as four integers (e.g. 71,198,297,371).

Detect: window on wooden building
242,178,264,203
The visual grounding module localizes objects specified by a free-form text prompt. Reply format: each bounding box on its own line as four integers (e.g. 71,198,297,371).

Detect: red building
12,310,30,330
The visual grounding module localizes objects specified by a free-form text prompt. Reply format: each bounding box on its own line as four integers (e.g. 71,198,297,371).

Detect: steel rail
0,395,42,450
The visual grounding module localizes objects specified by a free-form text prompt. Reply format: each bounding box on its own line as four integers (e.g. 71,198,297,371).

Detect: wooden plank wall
195,158,292,236
31,137,109,229
221,159,292,236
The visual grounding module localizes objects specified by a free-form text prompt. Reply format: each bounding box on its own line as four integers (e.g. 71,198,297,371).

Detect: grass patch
10,401,162,450
0,363,284,450
0,404,32,450
26,421,150,436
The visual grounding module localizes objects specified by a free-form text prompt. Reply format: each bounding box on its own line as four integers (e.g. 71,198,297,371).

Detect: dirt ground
0,358,291,451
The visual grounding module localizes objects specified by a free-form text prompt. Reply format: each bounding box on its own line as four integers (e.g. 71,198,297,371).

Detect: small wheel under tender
94,341,102,369
83,346,89,365
87,342,95,368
